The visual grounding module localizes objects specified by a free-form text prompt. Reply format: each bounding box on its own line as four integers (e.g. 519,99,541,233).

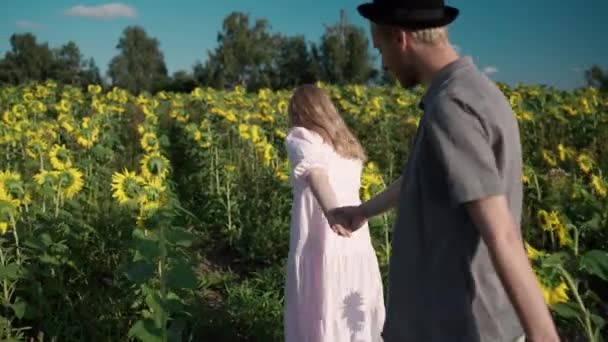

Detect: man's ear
397,30,409,50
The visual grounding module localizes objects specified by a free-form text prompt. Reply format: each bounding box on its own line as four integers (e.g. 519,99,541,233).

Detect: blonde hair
288,84,367,162
373,22,449,46
410,27,448,45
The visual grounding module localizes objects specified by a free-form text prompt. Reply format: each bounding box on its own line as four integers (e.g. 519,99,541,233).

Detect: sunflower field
0,80,607,341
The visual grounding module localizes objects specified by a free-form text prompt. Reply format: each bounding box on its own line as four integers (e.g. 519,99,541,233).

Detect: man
331,0,561,341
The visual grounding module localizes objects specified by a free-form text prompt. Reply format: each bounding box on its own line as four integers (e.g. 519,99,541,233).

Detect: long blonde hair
288,84,367,162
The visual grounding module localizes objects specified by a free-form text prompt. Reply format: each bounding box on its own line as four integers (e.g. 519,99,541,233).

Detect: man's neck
418,45,460,88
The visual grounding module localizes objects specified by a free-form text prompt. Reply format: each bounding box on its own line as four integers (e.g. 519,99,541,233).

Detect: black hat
357,0,459,30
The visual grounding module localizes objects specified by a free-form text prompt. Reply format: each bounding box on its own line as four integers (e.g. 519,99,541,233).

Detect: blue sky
1,0,607,89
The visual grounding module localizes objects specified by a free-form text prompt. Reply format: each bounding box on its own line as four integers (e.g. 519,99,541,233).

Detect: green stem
54,188,61,218
533,173,542,201
214,147,220,196
159,222,168,342
382,212,390,260
226,179,233,240
9,214,21,264
0,247,10,302
573,225,580,257
558,266,595,341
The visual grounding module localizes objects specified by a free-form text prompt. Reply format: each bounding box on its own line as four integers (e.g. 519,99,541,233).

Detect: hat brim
357,3,459,29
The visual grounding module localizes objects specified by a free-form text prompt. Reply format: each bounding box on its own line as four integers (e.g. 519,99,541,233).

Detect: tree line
0,10,605,94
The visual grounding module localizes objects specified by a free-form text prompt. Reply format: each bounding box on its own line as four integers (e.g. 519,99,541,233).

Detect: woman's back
285,126,373,257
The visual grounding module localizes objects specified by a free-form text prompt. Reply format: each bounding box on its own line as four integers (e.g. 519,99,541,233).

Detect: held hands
327,205,368,237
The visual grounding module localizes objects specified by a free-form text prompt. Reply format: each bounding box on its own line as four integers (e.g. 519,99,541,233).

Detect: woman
283,84,385,341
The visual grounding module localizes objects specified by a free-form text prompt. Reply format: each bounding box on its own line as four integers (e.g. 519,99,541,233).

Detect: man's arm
466,195,560,341
359,175,403,219
330,175,402,234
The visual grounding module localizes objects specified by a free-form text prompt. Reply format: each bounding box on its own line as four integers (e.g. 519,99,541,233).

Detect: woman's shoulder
285,126,324,146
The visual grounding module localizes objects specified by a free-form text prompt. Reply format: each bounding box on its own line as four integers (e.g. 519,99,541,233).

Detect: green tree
273,35,318,88
0,33,54,84
586,65,608,91
108,26,169,94
52,41,82,84
51,41,101,86
202,12,278,91
318,10,376,84
82,58,103,86
166,70,197,93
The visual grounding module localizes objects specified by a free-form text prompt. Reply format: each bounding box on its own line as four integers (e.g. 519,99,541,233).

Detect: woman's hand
327,209,353,237
329,206,367,236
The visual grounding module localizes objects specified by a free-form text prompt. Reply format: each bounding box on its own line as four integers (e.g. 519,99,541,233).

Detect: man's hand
330,205,367,235
327,209,353,237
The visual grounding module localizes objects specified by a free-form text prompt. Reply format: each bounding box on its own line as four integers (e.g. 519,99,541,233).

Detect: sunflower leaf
128,319,163,342
551,302,581,319
165,227,194,247
126,260,156,284
579,250,608,281
166,262,198,289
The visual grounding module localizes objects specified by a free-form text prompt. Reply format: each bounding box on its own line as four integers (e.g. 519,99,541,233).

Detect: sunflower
92,98,106,114
540,280,569,306
137,178,166,226
0,187,20,213
25,137,48,159
238,124,251,140
49,144,73,170
30,101,47,114
555,222,573,248
34,170,59,187
58,114,76,133
55,99,72,113
591,175,607,198
361,162,384,201
11,104,27,117
141,177,166,207
525,242,545,260
76,127,100,149
577,154,594,173
537,209,561,232
275,160,289,182
140,152,171,181
140,132,159,153
275,129,287,139
277,100,288,114
3,110,20,125
57,168,84,199
541,149,557,167
0,170,24,198
87,84,102,95
111,169,145,205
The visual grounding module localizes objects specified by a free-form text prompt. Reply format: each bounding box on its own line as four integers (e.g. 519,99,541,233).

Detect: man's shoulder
430,68,514,126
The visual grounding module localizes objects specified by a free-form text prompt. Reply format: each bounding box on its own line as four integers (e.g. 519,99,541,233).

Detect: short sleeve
424,96,504,206
284,127,329,181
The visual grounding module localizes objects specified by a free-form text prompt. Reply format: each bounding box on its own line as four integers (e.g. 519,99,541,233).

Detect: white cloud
483,66,499,75
16,21,40,28
64,3,137,20
571,67,582,72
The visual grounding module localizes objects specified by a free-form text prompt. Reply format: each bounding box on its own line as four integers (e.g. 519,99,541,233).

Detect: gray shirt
382,57,525,341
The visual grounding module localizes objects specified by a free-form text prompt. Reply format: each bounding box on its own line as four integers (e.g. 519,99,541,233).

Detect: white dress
283,126,385,342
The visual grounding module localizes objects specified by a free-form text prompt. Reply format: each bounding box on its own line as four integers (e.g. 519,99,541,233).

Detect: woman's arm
307,168,352,237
